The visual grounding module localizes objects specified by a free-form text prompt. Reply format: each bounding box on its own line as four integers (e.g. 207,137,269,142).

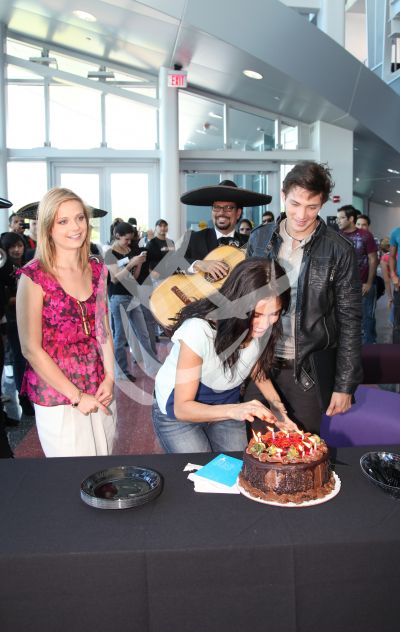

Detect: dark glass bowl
360,452,400,499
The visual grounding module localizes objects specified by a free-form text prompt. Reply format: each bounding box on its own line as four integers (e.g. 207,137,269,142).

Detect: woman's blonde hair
35,187,91,273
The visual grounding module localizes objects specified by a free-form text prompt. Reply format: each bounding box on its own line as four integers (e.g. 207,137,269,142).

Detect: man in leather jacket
247,161,362,432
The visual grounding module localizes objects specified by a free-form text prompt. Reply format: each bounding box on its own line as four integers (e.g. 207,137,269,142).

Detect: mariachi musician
180,179,271,280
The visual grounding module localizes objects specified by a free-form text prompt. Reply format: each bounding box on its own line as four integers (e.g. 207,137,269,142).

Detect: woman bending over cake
152,257,299,453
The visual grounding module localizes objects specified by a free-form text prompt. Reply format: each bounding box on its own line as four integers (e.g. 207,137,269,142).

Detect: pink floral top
18,258,108,407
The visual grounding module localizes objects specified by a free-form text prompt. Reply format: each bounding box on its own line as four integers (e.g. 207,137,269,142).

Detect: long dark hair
173,257,290,380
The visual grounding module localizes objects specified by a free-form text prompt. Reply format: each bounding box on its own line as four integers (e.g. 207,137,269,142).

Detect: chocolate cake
238,430,335,504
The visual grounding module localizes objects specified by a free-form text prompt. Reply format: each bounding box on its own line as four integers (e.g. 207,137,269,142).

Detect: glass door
53,163,159,245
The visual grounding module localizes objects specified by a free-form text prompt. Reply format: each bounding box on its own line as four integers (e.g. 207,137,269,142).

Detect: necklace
285,219,317,243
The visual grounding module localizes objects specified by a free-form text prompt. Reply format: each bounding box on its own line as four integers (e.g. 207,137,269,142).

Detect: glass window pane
110,173,148,231
281,123,298,149
105,96,157,149
7,83,45,148
59,173,101,244
50,85,101,148
179,92,224,150
229,108,275,151
7,162,47,211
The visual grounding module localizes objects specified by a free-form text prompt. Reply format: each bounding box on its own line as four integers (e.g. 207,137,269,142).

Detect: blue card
194,454,243,487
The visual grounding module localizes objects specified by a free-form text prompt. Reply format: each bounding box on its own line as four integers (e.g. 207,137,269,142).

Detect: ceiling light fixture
87,66,115,80
243,69,263,80
29,48,57,67
387,168,400,174
73,10,97,22
397,190,400,194
384,200,393,204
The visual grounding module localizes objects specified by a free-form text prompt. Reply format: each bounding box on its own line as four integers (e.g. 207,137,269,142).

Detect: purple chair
321,385,400,447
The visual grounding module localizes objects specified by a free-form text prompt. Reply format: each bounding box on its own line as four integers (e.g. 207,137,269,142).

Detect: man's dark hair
262,211,275,222
155,219,168,227
357,213,370,226
338,205,358,224
282,161,333,204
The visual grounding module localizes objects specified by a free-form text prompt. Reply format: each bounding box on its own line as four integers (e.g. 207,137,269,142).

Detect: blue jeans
362,284,377,344
152,399,247,453
393,289,400,344
110,295,160,378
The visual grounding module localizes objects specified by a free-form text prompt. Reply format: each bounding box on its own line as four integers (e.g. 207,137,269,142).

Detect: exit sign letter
167,71,187,88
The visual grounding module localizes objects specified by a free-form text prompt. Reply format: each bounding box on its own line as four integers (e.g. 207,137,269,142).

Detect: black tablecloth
1,447,400,632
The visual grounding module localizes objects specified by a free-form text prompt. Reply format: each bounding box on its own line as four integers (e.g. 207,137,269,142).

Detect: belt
274,357,295,369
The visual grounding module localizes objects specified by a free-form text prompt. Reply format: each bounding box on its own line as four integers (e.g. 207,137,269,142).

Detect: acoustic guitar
149,244,245,329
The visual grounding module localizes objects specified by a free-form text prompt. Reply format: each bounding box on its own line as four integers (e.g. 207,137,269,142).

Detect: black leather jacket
247,215,363,396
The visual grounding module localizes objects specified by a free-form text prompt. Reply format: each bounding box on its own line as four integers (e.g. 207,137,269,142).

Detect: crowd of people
0,160,399,459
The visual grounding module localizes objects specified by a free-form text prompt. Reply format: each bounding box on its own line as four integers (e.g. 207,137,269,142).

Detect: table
0,447,400,632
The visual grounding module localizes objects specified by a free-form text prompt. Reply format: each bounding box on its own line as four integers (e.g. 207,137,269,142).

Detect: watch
71,390,83,407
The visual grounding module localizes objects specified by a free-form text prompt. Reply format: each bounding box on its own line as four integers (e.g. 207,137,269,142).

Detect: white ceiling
1,0,400,207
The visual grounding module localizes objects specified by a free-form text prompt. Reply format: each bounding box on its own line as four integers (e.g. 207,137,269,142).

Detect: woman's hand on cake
275,414,300,433
229,400,277,423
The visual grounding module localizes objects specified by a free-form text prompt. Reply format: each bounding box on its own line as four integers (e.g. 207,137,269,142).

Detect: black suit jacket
184,228,247,266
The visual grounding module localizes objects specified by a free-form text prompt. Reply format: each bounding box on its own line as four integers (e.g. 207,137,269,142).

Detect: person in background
180,180,271,280
8,213,26,236
0,232,34,417
379,237,394,328
248,162,362,432
152,257,298,453
337,205,378,344
238,218,253,242
147,219,175,281
0,196,15,457
262,210,275,225
356,214,370,232
389,224,400,343
105,221,159,379
109,217,123,245
16,187,116,457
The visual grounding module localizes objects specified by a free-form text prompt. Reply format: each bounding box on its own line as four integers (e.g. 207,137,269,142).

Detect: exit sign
167,71,187,88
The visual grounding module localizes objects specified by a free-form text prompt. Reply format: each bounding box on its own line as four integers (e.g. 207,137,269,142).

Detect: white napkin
184,463,240,494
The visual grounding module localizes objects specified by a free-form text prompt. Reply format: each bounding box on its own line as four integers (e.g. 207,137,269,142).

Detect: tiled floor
4,299,398,458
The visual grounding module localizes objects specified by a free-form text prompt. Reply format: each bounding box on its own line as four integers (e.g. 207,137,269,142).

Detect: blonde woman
16,187,116,457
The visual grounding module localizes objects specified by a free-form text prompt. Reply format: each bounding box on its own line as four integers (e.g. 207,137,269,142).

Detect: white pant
34,401,117,457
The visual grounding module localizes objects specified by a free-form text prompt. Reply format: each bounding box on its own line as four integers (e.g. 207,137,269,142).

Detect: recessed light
243,69,263,80
73,10,97,22
384,200,393,204
273,96,280,101
209,111,223,119
355,177,360,182
397,190,400,194
387,168,400,174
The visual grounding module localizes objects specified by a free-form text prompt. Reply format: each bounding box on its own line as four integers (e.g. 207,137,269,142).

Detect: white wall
369,202,400,239
313,120,354,220
345,12,367,63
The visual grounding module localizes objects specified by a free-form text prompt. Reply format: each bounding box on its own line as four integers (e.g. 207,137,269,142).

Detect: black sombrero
180,179,272,206
0,198,12,209
88,207,108,218
15,203,108,219
16,202,39,219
